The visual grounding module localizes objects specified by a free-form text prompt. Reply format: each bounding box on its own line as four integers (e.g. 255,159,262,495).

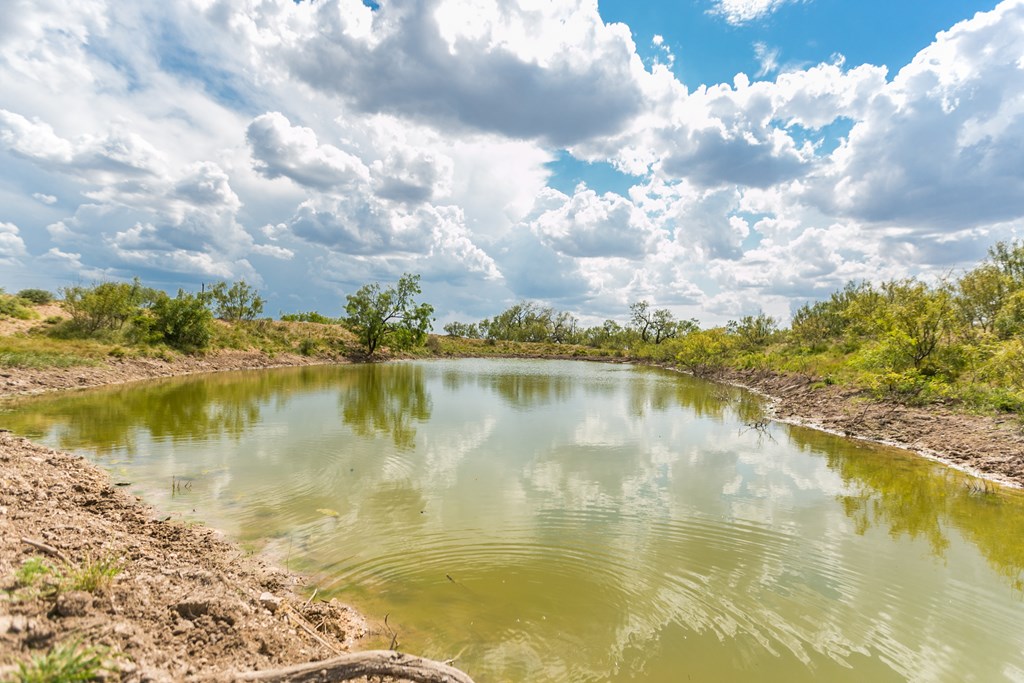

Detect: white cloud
711,0,803,25
0,222,27,265
532,185,661,259
753,42,779,77
247,112,370,191
817,0,1024,229
32,192,57,205
272,0,648,146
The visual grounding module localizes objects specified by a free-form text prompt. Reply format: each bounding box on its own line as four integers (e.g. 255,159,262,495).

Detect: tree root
227,650,476,683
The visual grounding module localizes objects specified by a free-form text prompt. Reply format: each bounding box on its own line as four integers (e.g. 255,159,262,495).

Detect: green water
3,359,1024,682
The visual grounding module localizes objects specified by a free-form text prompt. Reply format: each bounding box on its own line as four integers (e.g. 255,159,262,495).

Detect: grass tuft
15,640,117,682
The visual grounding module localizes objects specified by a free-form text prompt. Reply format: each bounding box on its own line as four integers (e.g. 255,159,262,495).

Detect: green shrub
148,290,214,351
16,288,54,304
281,311,337,324
0,293,34,319
60,280,148,334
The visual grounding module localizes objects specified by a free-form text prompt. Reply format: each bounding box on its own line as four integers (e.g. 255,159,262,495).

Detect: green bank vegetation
3,241,1024,418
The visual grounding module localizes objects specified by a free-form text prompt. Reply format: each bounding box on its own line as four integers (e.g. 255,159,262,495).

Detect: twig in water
384,613,399,651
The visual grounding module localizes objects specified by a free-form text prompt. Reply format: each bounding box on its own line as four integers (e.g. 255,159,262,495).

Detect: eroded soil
0,431,373,681
718,367,1024,488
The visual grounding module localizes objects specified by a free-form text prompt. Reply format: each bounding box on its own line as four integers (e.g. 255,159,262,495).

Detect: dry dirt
0,431,379,682
716,367,1024,488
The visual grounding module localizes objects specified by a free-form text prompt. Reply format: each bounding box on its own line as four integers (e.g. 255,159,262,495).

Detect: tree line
5,239,1024,414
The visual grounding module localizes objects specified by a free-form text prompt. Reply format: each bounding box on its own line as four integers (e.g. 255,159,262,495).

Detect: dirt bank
716,367,1024,488
0,431,371,681
0,350,343,399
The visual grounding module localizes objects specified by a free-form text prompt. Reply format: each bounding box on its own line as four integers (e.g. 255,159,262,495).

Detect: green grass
0,350,97,369
64,555,121,593
11,555,121,600
14,641,117,682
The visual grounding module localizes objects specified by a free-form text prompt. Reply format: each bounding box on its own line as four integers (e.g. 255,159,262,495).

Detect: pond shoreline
2,349,1022,678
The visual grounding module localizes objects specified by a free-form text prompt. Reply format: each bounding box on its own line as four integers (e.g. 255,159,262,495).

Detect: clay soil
2,346,1024,681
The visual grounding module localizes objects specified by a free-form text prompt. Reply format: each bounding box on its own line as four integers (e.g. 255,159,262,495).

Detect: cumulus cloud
0,222,28,265
247,112,369,191
531,185,661,259
818,1,1024,229
274,0,648,146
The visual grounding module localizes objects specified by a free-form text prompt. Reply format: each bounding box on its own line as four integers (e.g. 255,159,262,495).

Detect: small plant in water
15,640,118,682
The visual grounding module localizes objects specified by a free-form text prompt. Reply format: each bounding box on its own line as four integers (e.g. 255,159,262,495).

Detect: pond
3,359,1024,681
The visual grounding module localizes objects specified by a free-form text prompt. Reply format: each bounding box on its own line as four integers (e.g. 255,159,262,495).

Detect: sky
1,0,1021,327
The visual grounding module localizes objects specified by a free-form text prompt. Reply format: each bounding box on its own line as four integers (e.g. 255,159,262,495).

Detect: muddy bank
716,367,1024,489
0,431,372,681
0,350,344,399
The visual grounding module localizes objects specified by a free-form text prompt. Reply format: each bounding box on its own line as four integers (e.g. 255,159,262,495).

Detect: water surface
4,359,1024,682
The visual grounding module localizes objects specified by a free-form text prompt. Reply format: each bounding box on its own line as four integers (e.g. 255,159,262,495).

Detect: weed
65,555,122,593
15,640,118,682
13,554,121,599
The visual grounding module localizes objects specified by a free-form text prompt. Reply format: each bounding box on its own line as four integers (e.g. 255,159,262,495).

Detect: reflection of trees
477,370,573,409
2,366,347,456
788,425,1024,591
339,363,431,449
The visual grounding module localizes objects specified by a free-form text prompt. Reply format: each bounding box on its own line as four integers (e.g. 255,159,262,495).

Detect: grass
65,555,122,593
12,554,121,599
14,640,117,682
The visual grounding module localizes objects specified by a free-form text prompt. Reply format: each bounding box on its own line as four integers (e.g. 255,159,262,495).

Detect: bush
61,280,148,334
0,294,34,320
147,290,214,351
281,311,338,324
16,288,54,304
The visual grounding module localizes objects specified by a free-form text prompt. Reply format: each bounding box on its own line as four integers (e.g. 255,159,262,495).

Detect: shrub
61,280,147,334
0,293,34,319
16,288,54,304
148,290,214,351
281,311,338,324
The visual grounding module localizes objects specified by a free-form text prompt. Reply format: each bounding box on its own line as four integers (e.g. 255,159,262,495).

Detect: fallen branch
228,650,476,682
20,536,70,564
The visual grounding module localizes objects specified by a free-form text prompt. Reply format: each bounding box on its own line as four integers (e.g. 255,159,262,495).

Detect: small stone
172,619,194,635
53,590,93,618
259,591,282,613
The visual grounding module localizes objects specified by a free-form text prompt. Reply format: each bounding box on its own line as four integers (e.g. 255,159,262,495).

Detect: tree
211,280,264,321
956,263,1011,334
630,300,678,344
345,273,434,356
728,312,779,348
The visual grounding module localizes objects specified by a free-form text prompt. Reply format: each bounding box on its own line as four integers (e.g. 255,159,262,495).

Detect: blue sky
0,0,1021,325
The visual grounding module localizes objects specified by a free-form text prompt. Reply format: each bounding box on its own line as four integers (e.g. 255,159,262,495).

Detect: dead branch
227,650,476,682
20,536,70,564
